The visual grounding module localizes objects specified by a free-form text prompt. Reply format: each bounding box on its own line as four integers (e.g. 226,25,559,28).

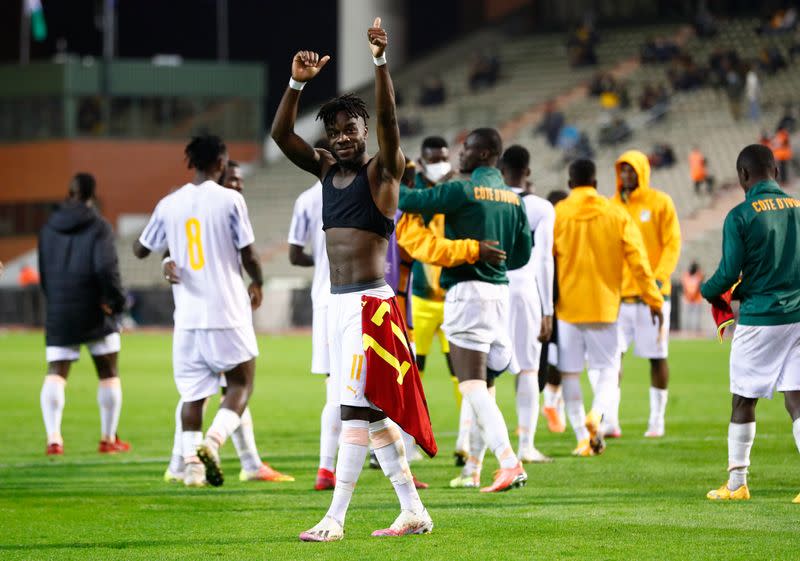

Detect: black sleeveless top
321,159,395,240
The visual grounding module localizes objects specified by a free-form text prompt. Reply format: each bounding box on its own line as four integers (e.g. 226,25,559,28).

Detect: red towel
711,288,735,342
361,295,438,457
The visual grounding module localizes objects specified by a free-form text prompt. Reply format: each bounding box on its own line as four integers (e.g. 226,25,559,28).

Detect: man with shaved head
702,144,800,503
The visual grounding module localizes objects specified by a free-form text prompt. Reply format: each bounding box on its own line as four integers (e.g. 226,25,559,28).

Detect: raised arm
270,51,332,178
368,18,404,181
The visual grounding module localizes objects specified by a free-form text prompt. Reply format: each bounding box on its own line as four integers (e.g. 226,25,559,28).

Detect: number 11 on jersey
185,218,205,270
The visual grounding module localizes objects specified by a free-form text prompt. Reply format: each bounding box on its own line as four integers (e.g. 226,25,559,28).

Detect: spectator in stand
534,100,565,148
789,29,800,61
467,51,501,92
724,63,745,121
640,36,680,64
567,22,598,67
689,146,715,195
770,127,793,184
419,76,446,107
745,65,761,122
598,116,632,146
649,143,676,169
681,262,705,334
758,46,788,75
757,7,798,35
694,2,718,38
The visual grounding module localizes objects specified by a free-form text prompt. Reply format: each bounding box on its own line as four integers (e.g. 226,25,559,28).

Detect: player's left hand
248,282,263,310
538,315,553,343
100,303,113,316
368,17,388,57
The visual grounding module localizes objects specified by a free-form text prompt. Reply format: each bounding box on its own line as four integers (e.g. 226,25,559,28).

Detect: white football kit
139,180,259,401
507,189,555,372
288,181,331,374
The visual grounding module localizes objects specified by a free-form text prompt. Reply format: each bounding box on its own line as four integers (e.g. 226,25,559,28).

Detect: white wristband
289,77,306,91
162,256,174,266
373,53,387,66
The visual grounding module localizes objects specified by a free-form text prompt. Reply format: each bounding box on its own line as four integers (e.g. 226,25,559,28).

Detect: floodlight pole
217,0,229,61
19,0,30,65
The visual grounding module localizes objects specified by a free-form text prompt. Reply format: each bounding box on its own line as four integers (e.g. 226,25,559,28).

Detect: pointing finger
373,17,381,28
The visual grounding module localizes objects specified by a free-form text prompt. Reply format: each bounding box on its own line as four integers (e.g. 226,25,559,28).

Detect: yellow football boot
792,492,800,504
706,482,750,500
571,439,595,457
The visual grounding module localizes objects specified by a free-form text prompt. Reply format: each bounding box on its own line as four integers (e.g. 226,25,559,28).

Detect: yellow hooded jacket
554,186,664,323
612,150,681,299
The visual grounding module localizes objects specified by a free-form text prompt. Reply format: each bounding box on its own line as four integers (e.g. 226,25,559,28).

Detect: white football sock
168,399,185,474
370,418,424,514
97,377,122,441
587,368,599,391
516,370,539,453
40,375,66,445
205,407,241,449
590,367,618,421
455,397,474,453
182,430,203,464
562,375,588,442
649,387,668,429
543,383,561,408
793,418,800,454
319,378,341,472
728,422,755,490
231,407,262,472
326,419,368,526
461,380,517,469
605,385,621,429
464,412,486,476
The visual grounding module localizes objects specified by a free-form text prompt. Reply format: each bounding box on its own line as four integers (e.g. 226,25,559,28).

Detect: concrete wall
337,0,408,92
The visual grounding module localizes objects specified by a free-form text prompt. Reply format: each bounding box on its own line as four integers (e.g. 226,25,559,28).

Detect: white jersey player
501,146,555,464
134,135,263,488
287,177,341,491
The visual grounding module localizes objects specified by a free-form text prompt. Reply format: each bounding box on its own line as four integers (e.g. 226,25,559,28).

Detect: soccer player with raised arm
611,150,681,438
703,144,800,503
133,135,264,488
271,18,433,541
553,160,663,457
399,128,532,492
500,145,555,463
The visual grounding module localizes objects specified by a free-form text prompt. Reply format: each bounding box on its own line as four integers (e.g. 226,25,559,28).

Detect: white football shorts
509,283,543,372
730,322,800,399
311,305,330,375
443,280,514,373
557,320,620,373
46,332,121,363
618,300,670,359
172,326,259,402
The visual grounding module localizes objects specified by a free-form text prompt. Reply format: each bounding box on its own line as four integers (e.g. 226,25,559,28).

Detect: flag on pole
25,0,47,42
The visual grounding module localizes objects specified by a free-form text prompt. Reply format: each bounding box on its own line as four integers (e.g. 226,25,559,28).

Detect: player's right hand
538,315,553,343
292,51,331,82
248,282,263,310
163,260,180,284
478,240,506,265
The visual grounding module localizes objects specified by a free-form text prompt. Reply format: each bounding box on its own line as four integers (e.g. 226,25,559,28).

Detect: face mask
424,161,452,183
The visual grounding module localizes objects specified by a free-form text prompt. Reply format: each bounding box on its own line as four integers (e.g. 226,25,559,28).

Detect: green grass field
1,331,798,560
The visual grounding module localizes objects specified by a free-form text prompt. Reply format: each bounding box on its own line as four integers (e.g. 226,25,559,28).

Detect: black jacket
38,201,125,346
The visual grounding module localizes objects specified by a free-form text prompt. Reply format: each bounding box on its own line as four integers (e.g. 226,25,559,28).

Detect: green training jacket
398,166,531,290
701,179,800,325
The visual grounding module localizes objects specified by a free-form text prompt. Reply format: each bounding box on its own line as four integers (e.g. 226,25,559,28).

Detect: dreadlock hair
316,93,369,128
185,134,227,173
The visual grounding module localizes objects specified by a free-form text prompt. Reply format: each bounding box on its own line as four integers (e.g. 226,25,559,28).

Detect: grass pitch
1,331,798,560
